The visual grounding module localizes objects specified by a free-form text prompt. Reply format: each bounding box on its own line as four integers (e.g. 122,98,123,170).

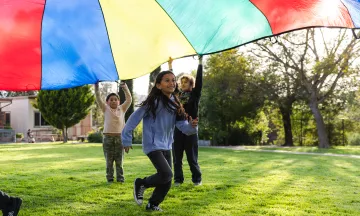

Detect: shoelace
8,211,14,216
137,185,145,198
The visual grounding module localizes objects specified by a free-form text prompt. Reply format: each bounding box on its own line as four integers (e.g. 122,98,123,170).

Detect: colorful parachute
1,0,360,91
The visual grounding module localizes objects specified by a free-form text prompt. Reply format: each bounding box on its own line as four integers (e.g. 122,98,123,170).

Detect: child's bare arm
168,57,173,71
120,82,132,112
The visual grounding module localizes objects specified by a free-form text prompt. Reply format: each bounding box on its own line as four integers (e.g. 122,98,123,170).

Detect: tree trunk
119,80,134,122
211,132,217,146
62,128,66,143
120,80,134,141
62,128,68,143
279,106,294,146
225,123,230,146
309,100,330,148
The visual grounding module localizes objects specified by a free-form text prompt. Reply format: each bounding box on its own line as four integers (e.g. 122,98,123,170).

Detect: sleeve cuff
122,141,132,147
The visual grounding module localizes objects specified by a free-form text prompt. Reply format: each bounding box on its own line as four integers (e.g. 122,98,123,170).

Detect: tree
343,84,360,122
200,50,265,145
336,84,360,145
119,80,134,121
0,91,8,98
246,59,302,146
252,29,360,148
33,85,95,142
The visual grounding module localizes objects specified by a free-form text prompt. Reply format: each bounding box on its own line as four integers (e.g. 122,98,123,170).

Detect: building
0,98,13,142
0,98,12,127
0,96,92,142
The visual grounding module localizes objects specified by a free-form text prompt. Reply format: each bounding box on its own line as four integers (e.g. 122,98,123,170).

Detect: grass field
1,142,360,216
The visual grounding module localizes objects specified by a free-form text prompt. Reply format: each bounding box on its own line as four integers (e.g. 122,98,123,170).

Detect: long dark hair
139,71,185,119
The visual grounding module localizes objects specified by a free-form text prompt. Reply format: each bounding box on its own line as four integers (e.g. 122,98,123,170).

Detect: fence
291,117,352,146
0,129,15,142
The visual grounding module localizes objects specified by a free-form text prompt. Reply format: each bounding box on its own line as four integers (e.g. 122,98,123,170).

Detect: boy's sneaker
146,203,163,212
134,178,146,205
194,181,202,186
4,197,22,216
107,179,114,184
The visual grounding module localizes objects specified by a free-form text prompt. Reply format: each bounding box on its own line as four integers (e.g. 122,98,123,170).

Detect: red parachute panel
251,0,354,34
0,0,45,90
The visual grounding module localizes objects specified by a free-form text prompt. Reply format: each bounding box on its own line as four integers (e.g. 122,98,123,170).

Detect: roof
0,98,12,103
3,95,37,100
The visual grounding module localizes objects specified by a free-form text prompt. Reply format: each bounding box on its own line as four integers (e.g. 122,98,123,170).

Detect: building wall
68,110,93,138
0,99,13,128
2,96,92,141
0,112,4,127
2,97,31,136
28,98,53,139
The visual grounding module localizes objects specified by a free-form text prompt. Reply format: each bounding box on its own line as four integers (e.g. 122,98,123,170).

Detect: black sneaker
146,203,163,211
133,178,146,205
107,179,114,184
4,197,22,216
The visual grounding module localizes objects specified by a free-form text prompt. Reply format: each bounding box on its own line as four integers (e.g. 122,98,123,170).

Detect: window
5,112,10,125
34,112,50,127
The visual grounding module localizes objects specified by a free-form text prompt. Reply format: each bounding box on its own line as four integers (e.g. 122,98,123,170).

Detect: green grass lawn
1,143,360,216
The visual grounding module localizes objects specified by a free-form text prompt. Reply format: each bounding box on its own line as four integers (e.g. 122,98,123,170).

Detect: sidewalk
206,146,360,159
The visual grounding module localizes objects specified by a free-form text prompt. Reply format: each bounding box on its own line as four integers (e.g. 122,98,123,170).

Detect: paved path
206,146,360,159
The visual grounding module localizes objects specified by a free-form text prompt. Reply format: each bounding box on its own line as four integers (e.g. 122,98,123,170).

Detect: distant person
27,129,35,143
95,81,132,183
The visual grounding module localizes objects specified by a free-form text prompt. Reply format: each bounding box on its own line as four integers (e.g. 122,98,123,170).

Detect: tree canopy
33,85,95,142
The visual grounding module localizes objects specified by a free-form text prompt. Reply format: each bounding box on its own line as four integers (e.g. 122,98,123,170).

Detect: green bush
4,124,12,129
98,126,104,132
52,128,62,135
347,132,360,146
133,121,143,144
87,132,103,143
16,133,24,138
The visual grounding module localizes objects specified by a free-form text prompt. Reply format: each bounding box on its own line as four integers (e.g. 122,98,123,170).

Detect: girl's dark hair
139,71,185,119
106,93,120,102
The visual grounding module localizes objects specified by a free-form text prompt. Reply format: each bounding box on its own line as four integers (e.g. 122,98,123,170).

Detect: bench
39,134,58,142
76,135,88,142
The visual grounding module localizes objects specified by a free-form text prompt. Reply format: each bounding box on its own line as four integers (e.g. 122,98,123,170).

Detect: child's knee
160,170,173,183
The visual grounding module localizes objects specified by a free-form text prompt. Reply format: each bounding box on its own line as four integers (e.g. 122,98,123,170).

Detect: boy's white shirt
95,84,132,133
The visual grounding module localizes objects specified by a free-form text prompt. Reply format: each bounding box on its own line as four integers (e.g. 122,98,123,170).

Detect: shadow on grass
160,150,360,215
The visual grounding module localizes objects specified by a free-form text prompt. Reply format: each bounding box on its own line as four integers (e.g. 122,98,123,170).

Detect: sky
133,56,200,95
